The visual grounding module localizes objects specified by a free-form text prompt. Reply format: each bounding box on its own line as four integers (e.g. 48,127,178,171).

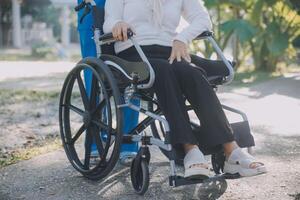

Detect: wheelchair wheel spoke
69,124,86,145
68,104,84,116
90,76,98,106
91,127,105,159
91,120,108,131
91,120,116,134
91,99,106,116
77,74,90,110
84,129,93,169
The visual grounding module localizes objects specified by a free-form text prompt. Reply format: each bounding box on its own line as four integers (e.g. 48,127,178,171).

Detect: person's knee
172,60,191,72
149,58,173,75
172,61,206,81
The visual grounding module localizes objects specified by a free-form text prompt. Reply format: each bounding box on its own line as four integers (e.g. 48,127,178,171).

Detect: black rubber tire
130,159,150,195
59,57,124,180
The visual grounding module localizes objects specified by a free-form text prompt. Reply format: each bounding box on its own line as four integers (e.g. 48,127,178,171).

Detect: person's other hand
169,40,191,64
112,21,133,41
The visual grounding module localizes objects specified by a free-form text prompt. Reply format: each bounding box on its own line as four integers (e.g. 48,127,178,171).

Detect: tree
196,0,300,71
0,0,61,47
0,0,13,47
21,0,61,39
247,0,300,71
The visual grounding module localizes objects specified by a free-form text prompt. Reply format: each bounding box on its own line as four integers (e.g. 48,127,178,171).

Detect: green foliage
220,19,257,43
201,0,300,71
266,22,289,56
293,36,300,48
21,0,61,39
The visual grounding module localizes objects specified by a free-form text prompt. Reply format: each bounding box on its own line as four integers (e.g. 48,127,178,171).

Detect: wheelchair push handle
195,30,214,39
74,1,86,12
75,0,103,30
99,29,134,43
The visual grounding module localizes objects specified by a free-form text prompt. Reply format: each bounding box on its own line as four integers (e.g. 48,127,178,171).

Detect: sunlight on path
219,73,300,136
0,61,75,81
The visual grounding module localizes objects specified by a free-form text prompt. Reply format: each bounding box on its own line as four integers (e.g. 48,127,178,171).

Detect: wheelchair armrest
99,30,134,44
194,31,214,40
192,31,235,84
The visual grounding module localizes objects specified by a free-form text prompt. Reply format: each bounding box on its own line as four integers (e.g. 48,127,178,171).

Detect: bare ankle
223,141,238,157
183,144,198,154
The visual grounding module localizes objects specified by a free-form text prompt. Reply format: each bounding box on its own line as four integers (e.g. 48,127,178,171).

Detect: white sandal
184,147,210,180
223,148,267,177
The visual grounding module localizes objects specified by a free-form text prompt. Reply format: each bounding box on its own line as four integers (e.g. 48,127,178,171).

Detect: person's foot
223,148,267,177
184,147,210,180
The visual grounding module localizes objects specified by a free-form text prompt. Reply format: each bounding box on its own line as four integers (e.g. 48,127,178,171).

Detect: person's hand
112,21,133,41
169,40,191,64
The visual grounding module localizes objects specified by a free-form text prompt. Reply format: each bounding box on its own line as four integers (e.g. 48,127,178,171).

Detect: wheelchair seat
101,54,150,82
102,53,235,86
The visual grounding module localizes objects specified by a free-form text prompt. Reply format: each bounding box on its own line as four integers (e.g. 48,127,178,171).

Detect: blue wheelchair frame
77,0,138,155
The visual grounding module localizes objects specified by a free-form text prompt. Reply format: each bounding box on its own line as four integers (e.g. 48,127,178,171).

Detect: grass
0,137,62,168
0,53,81,62
0,89,73,168
0,54,57,61
0,89,60,105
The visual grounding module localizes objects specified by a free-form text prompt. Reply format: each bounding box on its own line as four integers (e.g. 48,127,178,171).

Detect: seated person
102,0,267,179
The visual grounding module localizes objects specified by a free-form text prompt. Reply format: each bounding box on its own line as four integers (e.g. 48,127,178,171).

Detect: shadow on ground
95,161,227,200
221,74,300,100
0,148,227,200
252,125,300,158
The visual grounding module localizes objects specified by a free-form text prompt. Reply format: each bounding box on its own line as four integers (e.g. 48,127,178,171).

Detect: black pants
118,45,234,153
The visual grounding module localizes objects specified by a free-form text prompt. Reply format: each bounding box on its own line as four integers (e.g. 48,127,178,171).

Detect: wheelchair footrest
169,175,225,187
221,173,240,179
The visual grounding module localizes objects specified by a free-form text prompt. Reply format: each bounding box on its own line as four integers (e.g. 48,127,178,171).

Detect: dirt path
0,62,74,157
0,62,299,200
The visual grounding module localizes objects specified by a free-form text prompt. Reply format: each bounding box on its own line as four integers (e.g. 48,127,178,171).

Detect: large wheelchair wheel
59,58,123,180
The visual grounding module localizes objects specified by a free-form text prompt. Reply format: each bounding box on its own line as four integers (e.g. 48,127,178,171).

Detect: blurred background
0,0,299,69
0,0,80,60
0,0,300,199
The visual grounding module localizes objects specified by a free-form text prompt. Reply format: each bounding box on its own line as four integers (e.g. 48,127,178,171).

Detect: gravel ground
0,62,299,200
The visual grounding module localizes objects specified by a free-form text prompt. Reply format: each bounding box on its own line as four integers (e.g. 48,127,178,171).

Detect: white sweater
103,0,212,53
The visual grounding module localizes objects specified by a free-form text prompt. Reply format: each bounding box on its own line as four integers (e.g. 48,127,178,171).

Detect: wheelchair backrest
77,0,116,55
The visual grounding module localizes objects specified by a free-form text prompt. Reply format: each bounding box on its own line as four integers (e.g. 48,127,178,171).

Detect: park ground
0,61,300,200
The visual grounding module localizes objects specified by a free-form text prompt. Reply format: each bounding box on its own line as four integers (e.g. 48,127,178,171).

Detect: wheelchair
59,1,255,195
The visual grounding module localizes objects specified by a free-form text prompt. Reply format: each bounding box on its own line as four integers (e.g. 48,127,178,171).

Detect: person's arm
103,0,133,41
169,0,212,64
174,0,212,44
103,0,124,33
